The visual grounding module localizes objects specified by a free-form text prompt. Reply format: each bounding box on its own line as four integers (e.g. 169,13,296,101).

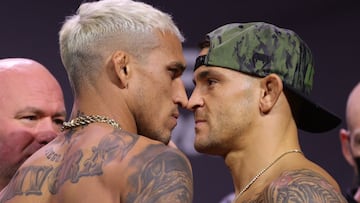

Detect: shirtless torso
0,125,193,203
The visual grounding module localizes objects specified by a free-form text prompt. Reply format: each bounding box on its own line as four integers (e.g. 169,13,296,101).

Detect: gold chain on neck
61,115,121,131
232,149,303,203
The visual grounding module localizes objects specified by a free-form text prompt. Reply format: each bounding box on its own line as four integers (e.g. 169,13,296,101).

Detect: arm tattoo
0,129,138,202
126,144,193,203
248,169,347,203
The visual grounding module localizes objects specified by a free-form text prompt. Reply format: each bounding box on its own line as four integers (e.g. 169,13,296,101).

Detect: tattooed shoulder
253,169,347,203
0,128,140,202
125,144,193,203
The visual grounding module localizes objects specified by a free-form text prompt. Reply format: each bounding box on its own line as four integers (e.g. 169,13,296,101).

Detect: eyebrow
170,62,186,72
167,62,186,77
193,69,211,85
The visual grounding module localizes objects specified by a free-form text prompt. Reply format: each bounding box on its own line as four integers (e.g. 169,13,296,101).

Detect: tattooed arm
250,169,347,203
125,144,193,203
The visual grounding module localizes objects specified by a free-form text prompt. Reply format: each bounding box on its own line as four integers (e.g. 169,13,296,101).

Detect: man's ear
340,128,356,166
111,51,131,89
259,73,283,114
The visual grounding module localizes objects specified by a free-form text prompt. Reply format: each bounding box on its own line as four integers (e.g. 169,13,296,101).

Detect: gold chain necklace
232,149,303,203
61,115,121,131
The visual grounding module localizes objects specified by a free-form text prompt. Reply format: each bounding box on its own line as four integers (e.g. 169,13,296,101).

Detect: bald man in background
340,83,360,202
0,58,66,190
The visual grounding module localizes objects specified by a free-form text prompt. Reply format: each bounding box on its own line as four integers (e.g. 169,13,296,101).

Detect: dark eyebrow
193,69,210,85
167,62,186,78
170,62,186,72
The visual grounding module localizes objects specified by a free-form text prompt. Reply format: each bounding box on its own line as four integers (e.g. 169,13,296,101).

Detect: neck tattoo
233,149,303,203
61,114,121,131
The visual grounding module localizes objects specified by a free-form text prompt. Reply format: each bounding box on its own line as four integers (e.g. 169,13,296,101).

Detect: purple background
1,1,359,202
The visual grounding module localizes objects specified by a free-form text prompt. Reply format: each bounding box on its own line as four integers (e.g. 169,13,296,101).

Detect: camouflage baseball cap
194,22,341,133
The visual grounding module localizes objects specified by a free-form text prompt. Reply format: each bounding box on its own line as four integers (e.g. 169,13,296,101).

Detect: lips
194,115,207,129
195,118,206,123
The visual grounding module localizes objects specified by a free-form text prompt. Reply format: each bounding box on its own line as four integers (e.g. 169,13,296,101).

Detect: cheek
0,125,34,149
0,134,30,161
218,95,255,131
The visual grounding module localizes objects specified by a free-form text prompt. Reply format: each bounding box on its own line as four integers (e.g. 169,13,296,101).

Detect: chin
153,133,171,145
154,133,170,144
162,135,171,145
194,142,209,154
194,140,222,156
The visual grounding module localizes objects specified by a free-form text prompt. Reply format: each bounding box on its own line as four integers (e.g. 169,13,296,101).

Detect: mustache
194,111,204,118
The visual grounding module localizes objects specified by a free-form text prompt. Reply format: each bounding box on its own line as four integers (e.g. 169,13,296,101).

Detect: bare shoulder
124,139,193,203
0,129,193,203
0,128,140,202
253,169,347,203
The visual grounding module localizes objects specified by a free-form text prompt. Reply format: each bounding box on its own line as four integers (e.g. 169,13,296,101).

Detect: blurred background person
0,58,66,190
340,82,360,203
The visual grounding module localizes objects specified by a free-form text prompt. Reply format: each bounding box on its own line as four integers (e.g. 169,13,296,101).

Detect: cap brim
283,85,341,133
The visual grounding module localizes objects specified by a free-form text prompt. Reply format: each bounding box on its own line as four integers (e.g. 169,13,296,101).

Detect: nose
173,79,189,108
186,88,203,111
34,117,59,145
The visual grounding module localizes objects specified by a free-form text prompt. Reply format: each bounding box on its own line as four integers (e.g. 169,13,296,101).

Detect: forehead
193,65,249,87
151,31,186,66
0,69,64,114
0,67,59,91
347,86,360,130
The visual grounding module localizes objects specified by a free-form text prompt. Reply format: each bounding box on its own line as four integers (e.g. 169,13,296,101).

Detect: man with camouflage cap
187,22,346,202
